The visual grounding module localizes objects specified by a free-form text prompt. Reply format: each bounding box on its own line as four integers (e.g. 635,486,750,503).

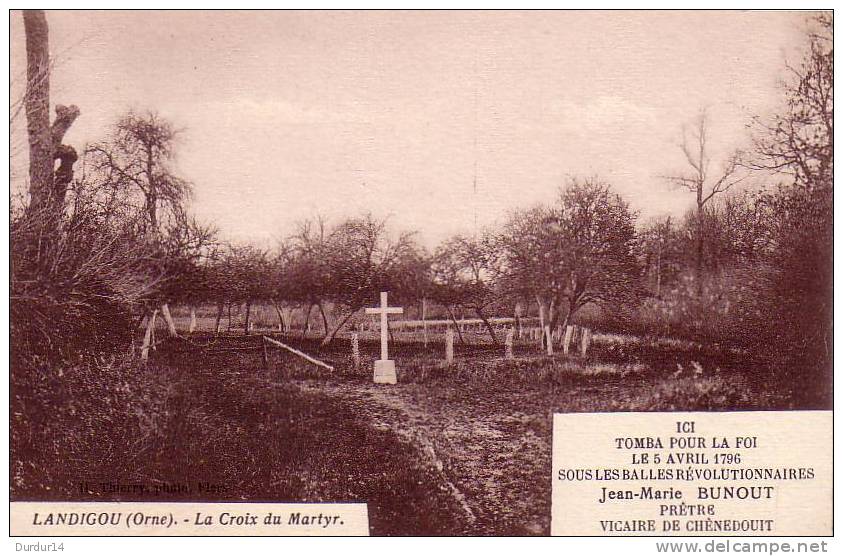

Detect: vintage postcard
8,8,833,542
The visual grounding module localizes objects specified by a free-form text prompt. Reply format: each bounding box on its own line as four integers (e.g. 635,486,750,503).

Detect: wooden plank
263,336,334,372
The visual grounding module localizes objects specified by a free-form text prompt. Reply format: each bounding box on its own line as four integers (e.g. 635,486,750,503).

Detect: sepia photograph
9,9,833,538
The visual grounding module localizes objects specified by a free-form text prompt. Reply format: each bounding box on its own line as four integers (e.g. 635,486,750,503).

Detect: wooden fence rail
262,336,334,372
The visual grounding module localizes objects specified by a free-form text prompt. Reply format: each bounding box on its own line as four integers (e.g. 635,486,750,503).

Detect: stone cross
365,291,403,384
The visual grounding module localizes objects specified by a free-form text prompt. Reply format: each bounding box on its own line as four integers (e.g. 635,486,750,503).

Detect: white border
2,3,838,555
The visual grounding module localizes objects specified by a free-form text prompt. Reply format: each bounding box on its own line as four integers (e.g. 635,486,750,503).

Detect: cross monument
365,291,403,384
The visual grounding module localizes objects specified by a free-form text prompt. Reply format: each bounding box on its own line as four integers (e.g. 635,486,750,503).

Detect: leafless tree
319,214,420,345
431,233,501,345
751,13,832,191
84,111,201,339
86,111,190,233
664,109,745,294
639,216,682,298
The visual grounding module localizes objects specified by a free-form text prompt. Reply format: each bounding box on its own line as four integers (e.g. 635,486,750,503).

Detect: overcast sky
10,10,810,248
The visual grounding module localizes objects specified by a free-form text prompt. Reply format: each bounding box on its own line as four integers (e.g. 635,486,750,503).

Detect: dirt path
296,380,552,535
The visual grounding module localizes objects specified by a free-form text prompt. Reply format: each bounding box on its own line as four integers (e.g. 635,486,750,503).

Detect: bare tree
280,216,332,337
319,214,419,345
85,111,198,338
432,233,501,345
217,245,272,335
664,109,745,294
86,110,189,233
639,216,681,298
751,13,832,191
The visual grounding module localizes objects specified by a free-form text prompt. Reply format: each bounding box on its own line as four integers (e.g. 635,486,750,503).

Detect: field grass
11,327,805,536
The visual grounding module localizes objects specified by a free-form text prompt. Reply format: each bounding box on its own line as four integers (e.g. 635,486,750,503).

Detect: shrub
11,354,174,498
11,202,158,361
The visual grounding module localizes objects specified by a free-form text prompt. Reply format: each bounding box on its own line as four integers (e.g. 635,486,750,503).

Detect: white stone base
373,359,397,384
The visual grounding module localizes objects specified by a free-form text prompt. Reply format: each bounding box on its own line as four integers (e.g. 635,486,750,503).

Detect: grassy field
12,324,804,536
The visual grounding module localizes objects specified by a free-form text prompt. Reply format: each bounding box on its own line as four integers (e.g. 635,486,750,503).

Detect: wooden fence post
422,297,428,347
505,327,514,360
261,336,268,369
445,328,455,366
141,309,158,360
351,332,360,369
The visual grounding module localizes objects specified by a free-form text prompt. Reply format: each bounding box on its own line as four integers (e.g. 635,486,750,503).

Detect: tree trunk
160,303,177,337
548,298,560,344
559,308,574,354
320,308,357,346
301,303,313,338
696,195,704,297
283,307,293,333
655,244,662,298
214,302,223,335
476,308,499,346
318,301,330,335
559,309,572,337
537,295,547,349
188,306,197,333
422,297,428,346
23,10,52,218
23,11,80,224
227,302,232,330
244,300,252,335
151,316,156,351
562,324,574,355
580,327,592,357
273,302,286,332
446,305,465,345
144,142,159,231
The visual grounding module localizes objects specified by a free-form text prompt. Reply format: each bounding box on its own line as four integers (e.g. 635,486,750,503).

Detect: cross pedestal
365,291,403,384
373,359,396,384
